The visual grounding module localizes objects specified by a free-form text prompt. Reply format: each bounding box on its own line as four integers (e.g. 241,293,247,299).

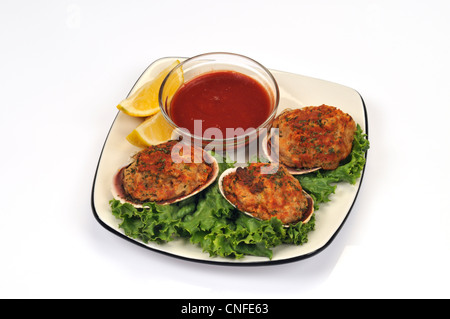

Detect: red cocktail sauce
170,71,272,136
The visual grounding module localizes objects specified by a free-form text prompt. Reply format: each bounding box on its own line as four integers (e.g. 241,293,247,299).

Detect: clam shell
112,148,219,208
261,132,321,175
218,166,314,227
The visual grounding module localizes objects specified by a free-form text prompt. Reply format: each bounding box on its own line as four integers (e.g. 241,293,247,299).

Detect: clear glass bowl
159,52,279,156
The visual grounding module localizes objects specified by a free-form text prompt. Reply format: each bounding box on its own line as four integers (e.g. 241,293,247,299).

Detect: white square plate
91,57,368,265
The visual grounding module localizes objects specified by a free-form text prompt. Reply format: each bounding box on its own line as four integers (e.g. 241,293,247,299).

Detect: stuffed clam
265,104,356,175
112,140,219,208
218,163,314,227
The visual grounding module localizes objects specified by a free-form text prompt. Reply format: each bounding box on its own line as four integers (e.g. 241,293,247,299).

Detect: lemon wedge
117,60,183,117
126,112,175,147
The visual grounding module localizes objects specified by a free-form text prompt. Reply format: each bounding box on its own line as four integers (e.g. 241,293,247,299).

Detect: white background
1,0,450,299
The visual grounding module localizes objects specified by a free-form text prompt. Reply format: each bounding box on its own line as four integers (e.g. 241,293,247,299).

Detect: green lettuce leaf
110,196,196,244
